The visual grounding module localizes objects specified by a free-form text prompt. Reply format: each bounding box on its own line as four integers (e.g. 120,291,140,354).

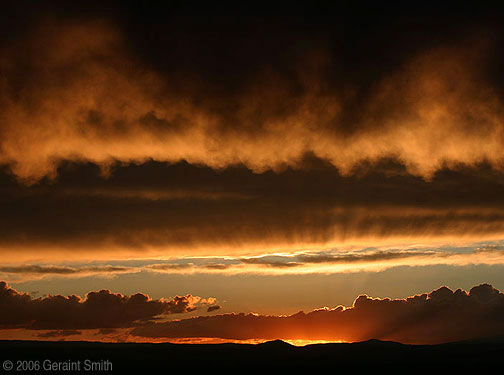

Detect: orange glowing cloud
1,19,504,263
131,283,504,345
0,20,503,184
4,281,504,345
3,243,504,282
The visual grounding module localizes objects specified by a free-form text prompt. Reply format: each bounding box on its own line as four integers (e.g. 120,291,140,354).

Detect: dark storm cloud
1,2,504,181
131,283,504,344
3,160,504,259
1,3,504,258
2,160,504,260
0,281,210,330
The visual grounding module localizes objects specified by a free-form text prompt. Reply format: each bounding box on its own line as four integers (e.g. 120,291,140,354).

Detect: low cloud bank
0,281,216,330
131,284,504,344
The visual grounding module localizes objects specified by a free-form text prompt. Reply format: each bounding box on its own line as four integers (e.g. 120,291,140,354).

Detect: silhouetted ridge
355,339,405,346
258,339,293,348
1,338,504,369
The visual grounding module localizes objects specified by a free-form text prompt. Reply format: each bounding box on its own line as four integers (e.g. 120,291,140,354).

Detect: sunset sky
2,1,504,345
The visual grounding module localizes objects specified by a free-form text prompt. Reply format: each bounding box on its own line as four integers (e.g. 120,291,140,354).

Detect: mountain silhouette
1,337,503,370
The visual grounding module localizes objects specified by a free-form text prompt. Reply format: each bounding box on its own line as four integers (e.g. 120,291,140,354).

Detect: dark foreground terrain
1,338,503,372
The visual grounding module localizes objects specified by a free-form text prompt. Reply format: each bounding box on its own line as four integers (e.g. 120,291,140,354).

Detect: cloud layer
3,160,504,261
131,283,504,344
0,7,504,260
0,14,504,183
3,244,504,282
3,280,504,345
0,281,216,330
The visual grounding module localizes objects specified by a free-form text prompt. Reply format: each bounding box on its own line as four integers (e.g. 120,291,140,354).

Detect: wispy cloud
3,243,504,281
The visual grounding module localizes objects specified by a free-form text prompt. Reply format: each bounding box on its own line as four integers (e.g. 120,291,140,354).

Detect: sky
2,1,504,345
